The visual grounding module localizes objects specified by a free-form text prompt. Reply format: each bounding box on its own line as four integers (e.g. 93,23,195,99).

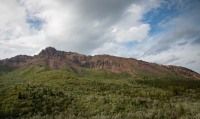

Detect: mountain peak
43,47,57,52
38,47,58,57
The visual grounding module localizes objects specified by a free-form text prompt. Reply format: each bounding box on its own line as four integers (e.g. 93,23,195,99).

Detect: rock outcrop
1,47,200,79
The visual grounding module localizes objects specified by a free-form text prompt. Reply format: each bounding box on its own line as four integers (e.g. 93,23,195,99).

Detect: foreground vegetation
0,66,200,119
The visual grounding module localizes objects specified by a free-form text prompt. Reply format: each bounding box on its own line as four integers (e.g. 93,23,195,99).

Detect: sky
0,0,200,73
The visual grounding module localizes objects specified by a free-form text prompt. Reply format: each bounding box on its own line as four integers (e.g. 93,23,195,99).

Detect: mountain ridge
0,47,199,79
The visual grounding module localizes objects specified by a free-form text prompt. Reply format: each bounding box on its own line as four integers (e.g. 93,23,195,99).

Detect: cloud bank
0,0,199,73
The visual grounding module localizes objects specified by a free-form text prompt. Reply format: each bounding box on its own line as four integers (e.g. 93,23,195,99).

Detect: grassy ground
0,67,200,119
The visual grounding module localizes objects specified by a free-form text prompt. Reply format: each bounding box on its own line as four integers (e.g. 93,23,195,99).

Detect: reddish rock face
0,47,200,79
0,55,32,67
163,65,200,79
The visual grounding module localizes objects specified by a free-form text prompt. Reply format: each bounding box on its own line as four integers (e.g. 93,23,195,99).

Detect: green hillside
0,66,200,119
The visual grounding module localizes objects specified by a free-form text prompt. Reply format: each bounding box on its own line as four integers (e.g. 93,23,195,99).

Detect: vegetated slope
0,47,200,118
0,68,200,118
0,47,199,79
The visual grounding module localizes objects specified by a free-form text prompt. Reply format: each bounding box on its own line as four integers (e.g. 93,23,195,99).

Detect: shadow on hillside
136,78,200,96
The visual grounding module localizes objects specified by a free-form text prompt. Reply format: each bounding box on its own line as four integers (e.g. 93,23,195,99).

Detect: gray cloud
163,55,180,64
72,0,137,21
192,37,200,44
36,0,159,54
178,41,187,46
145,27,200,56
186,60,196,64
0,0,156,58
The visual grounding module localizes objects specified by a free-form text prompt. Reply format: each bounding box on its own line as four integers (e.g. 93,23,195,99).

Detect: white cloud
0,0,26,41
92,42,124,56
0,0,199,73
0,1,26,28
0,0,45,58
140,42,200,73
114,24,150,42
0,0,161,58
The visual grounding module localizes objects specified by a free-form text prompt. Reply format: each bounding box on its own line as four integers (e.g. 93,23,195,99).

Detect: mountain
1,47,200,119
0,47,199,79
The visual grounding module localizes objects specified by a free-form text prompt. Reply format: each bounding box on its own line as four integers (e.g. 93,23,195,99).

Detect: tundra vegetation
0,66,200,119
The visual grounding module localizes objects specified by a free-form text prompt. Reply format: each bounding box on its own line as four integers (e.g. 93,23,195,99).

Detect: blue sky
27,16,44,30
0,0,200,73
143,1,180,35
